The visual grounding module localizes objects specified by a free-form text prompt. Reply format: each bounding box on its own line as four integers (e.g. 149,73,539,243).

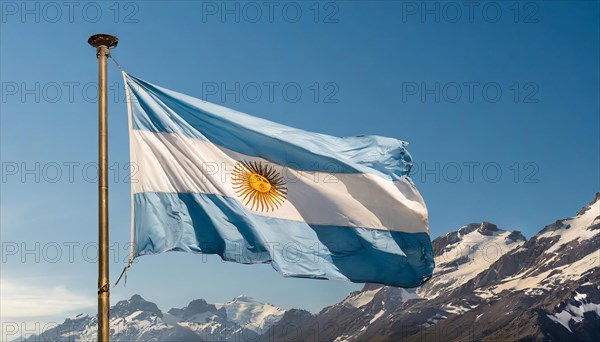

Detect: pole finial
88,34,119,49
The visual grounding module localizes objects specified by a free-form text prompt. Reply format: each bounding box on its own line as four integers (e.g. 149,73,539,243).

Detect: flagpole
88,33,118,342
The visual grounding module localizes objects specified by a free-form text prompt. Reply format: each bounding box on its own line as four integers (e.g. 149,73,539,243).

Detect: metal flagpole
88,33,118,342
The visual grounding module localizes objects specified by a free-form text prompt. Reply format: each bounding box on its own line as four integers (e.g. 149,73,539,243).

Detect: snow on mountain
166,298,248,339
20,193,600,342
25,295,189,342
339,283,420,312
537,192,600,255
22,294,282,341
481,195,600,297
222,295,285,333
417,221,526,298
548,287,600,333
76,296,175,341
341,287,382,309
391,193,600,341
264,193,600,341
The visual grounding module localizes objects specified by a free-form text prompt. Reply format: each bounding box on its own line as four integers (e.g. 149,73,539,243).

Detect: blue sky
1,0,598,332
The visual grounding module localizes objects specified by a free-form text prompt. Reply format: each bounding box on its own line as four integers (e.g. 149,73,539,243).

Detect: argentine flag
123,72,434,287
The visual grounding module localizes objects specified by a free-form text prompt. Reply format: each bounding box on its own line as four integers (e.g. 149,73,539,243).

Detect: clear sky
1,0,598,333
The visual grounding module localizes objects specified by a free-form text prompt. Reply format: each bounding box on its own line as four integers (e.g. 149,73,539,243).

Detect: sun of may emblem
232,161,287,212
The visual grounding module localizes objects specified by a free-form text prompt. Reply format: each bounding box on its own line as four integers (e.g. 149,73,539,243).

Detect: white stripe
130,130,429,234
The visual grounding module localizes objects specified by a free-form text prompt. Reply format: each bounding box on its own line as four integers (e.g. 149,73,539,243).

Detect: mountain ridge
21,193,600,341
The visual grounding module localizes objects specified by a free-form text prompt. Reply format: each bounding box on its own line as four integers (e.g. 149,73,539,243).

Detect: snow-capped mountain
221,295,285,332
164,297,253,340
23,295,280,341
22,194,600,341
261,222,530,342
418,221,526,298
265,193,600,341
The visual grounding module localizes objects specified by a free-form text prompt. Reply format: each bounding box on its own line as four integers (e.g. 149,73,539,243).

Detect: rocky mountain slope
265,193,600,341
22,194,600,341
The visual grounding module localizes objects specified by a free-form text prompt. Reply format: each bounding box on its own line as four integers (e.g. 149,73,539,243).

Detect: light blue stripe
125,74,413,181
133,192,434,287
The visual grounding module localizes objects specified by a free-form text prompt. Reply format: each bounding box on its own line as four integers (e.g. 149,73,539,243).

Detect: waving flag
123,72,434,287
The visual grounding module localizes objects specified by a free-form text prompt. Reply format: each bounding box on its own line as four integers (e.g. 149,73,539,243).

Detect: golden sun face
232,161,287,212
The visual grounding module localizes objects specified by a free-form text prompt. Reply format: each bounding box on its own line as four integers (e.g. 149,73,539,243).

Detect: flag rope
113,55,135,288
111,55,124,71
